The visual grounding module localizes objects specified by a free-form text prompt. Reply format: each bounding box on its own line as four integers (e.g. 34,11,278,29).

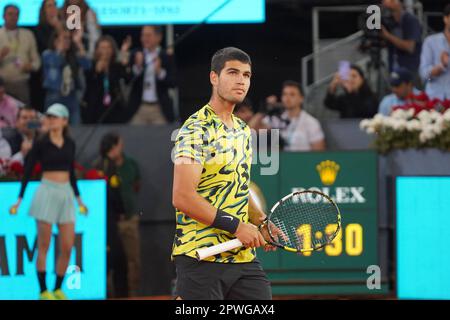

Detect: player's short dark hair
100,132,121,158
211,47,252,75
444,4,450,17
282,80,303,96
3,4,19,15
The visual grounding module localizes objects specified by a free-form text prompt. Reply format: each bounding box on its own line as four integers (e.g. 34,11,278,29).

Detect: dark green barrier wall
252,151,387,295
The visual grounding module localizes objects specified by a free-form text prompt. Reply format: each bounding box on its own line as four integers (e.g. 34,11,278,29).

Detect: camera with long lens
258,101,288,150
359,8,397,59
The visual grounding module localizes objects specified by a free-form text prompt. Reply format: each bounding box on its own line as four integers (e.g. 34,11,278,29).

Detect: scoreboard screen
396,176,450,300
2,0,265,26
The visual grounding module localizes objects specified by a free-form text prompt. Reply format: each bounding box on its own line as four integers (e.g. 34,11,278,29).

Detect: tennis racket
196,190,342,260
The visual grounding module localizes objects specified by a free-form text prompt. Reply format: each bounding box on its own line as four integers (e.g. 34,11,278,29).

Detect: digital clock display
252,151,383,295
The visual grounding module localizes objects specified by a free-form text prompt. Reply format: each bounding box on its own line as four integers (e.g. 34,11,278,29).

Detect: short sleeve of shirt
402,14,422,42
307,117,325,144
174,119,213,165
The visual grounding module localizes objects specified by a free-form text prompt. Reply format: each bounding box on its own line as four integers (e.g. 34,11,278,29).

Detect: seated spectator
1,107,38,163
251,81,326,151
42,29,91,124
128,26,177,125
324,65,378,118
378,67,421,116
83,35,132,124
380,0,423,82
61,0,101,58
0,4,41,105
0,77,24,128
419,4,450,100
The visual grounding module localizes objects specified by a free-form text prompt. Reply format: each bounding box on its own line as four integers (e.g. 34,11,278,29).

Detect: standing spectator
98,133,141,297
42,29,91,124
0,77,24,128
128,26,177,125
61,0,101,58
324,65,378,118
82,35,132,124
0,4,41,105
256,81,325,151
35,0,64,54
31,0,65,113
1,107,38,161
380,0,422,79
378,67,421,115
419,4,450,100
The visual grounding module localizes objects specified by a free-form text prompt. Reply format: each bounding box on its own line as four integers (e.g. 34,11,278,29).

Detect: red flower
84,169,107,180
74,162,85,172
413,92,429,102
32,163,42,176
9,161,24,175
425,98,440,110
442,99,450,111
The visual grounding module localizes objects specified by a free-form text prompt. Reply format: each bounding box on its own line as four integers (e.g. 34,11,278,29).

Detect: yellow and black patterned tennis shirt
172,104,255,263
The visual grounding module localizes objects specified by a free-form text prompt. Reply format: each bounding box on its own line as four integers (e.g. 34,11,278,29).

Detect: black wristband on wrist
211,209,240,234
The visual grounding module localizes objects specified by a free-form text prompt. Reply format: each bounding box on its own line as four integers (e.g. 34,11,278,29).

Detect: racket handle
196,239,243,260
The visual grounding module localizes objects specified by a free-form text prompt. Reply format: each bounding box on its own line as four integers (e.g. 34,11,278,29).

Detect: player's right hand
9,199,21,215
234,222,266,248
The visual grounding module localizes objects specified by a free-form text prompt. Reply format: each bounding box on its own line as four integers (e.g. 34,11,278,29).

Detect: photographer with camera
380,0,422,79
248,81,325,152
419,4,450,100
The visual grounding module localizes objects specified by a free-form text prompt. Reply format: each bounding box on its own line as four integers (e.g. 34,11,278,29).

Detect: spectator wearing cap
0,76,24,128
378,67,421,116
419,4,450,100
0,4,41,105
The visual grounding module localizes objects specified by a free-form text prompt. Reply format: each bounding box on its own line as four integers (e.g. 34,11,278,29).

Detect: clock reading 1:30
296,223,363,257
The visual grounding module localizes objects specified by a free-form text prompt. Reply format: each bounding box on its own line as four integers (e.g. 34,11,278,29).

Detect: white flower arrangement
360,109,450,154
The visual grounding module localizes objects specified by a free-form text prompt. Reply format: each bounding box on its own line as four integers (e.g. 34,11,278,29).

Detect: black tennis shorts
173,255,272,300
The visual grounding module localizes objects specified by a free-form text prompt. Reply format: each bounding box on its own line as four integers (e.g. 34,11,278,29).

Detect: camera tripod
365,48,391,100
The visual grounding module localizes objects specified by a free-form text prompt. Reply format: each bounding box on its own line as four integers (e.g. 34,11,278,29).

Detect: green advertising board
251,151,387,295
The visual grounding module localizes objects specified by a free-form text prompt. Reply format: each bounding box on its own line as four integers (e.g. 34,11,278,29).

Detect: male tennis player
172,47,280,300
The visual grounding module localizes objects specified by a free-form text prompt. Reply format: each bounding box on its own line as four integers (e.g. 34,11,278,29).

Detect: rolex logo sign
316,160,340,186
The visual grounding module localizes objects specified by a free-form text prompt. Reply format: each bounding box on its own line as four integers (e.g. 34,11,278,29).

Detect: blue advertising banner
1,0,265,26
0,180,107,300
396,176,450,300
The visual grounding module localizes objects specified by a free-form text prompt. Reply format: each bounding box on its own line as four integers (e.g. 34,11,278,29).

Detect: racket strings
269,192,340,251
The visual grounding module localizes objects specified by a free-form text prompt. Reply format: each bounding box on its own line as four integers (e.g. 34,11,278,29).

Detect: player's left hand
259,220,287,252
